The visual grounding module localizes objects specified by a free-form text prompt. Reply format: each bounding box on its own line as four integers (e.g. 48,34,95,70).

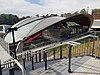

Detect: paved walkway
71,57,100,75
2,56,100,75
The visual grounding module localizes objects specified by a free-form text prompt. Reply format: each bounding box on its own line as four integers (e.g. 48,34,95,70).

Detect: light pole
8,27,18,59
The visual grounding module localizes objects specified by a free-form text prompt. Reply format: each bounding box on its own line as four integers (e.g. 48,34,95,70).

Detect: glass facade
42,22,88,40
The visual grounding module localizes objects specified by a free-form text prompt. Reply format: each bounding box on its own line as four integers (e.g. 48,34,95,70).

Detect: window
0,26,3,31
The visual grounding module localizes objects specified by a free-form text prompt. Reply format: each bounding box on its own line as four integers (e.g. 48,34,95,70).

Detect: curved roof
64,14,93,27
4,14,93,43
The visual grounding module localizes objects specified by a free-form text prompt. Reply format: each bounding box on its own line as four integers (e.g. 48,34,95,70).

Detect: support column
8,27,17,59
68,45,72,73
60,46,62,59
12,31,17,59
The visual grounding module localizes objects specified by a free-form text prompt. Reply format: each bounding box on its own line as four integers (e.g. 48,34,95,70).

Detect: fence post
44,51,47,70
22,55,26,69
29,51,31,61
9,68,15,75
35,51,38,62
27,52,29,61
53,48,56,60
60,46,62,59
0,60,2,75
31,56,34,70
92,38,95,57
39,50,41,62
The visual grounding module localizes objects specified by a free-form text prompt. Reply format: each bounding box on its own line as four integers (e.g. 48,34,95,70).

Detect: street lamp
8,27,18,59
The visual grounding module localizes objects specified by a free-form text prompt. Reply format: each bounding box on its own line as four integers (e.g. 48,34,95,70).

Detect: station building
4,14,93,52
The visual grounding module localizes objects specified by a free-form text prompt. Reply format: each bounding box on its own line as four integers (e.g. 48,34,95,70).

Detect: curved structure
5,14,93,44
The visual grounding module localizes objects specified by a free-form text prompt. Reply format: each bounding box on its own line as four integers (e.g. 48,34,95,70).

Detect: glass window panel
0,26,3,31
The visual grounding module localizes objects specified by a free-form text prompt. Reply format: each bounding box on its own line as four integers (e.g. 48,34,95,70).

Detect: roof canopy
4,14,93,43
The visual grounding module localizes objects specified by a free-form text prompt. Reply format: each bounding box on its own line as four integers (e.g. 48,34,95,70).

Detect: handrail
14,59,26,75
2,41,23,64
0,39,26,75
16,41,23,53
17,34,98,56
2,59,26,75
1,33,99,75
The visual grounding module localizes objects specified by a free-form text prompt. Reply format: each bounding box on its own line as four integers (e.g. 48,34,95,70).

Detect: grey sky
0,0,100,17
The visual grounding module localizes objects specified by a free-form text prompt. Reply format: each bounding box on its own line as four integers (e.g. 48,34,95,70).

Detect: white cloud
0,0,100,17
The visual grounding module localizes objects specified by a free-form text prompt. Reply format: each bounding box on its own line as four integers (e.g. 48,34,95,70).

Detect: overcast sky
0,0,100,17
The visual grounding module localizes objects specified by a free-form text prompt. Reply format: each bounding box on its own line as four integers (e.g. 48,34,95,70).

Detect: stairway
0,38,25,75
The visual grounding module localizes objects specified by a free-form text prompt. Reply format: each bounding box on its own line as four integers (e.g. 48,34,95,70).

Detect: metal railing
1,59,26,75
13,34,99,74
16,41,23,53
0,38,26,75
1,33,100,75
16,34,100,62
